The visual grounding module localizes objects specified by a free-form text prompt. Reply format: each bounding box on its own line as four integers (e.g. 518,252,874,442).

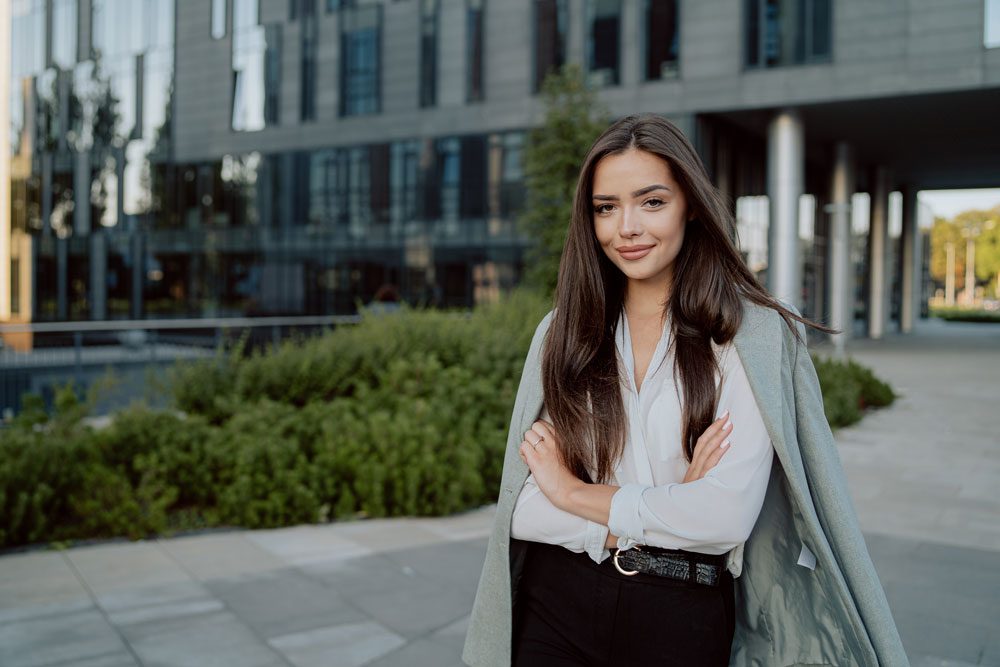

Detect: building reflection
6,0,528,339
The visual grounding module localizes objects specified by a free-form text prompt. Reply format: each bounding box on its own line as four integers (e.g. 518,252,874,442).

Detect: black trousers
512,540,735,666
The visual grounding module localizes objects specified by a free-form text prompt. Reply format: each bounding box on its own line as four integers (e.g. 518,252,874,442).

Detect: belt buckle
612,546,640,576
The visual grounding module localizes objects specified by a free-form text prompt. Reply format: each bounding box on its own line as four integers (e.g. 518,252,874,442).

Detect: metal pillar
766,108,804,309
868,166,890,339
900,185,920,332
827,142,854,356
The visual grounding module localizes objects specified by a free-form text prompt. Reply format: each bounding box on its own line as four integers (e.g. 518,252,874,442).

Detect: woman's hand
518,419,584,512
682,410,734,483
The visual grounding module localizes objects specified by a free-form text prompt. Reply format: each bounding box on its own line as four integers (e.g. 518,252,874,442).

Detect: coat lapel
732,301,790,472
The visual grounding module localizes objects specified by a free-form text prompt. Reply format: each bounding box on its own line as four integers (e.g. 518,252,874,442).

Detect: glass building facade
5,0,529,328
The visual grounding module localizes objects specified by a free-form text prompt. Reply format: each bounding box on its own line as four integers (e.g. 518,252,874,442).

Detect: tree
929,216,965,288
974,208,1000,298
929,205,1000,300
519,64,609,296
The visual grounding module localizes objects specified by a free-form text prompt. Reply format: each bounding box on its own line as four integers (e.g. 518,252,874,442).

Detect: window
489,131,525,220
212,0,227,38
390,140,420,225
420,0,438,108
745,0,831,68
340,5,381,116
231,0,281,131
299,0,318,120
643,0,678,80
586,0,621,86
466,0,485,102
987,0,1000,48
533,0,567,93
51,0,78,68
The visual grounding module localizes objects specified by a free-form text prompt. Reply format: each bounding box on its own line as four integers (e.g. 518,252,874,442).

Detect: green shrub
811,354,896,428
847,359,895,409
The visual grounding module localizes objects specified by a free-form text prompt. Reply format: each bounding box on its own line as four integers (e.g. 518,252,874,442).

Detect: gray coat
462,298,909,666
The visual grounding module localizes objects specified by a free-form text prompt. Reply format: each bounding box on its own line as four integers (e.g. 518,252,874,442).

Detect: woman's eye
594,204,614,214
644,198,664,208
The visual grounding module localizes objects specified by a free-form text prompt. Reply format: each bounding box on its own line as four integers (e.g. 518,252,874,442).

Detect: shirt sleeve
511,474,611,564
607,346,775,553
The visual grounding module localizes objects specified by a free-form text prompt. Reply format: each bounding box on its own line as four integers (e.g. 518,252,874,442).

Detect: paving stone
324,519,444,553
95,579,214,614
297,551,430,599
0,608,127,667
246,525,372,566
119,609,286,667
157,531,287,581
65,542,192,602
379,538,488,594
40,650,140,667
268,621,405,667
206,567,368,639
351,574,476,640
0,551,91,623
365,636,466,667
105,596,225,627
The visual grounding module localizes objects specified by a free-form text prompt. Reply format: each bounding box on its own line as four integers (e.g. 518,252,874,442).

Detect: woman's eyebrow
593,184,673,201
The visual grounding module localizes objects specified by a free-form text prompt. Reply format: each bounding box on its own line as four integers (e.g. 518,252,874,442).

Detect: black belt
611,545,725,586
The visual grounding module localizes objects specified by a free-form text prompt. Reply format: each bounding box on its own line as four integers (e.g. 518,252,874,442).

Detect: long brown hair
541,113,835,484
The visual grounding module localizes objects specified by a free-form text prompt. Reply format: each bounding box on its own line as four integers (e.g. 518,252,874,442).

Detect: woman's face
592,148,692,293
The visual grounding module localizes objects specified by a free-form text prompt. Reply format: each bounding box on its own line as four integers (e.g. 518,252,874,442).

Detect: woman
462,114,908,666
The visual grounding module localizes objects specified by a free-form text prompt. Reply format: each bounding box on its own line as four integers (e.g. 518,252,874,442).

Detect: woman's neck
623,278,671,323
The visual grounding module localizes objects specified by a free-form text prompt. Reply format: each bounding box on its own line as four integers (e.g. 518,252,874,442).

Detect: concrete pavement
1,316,998,666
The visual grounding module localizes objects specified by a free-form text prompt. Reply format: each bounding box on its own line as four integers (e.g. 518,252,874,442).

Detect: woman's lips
617,245,653,260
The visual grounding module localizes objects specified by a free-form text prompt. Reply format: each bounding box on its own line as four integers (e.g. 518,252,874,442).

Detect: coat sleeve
787,312,910,666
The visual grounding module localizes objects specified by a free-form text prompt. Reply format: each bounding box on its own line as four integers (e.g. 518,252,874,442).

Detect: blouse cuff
584,520,610,564
608,483,649,546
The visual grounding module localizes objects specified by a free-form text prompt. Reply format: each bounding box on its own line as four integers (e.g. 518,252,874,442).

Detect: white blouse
510,309,775,575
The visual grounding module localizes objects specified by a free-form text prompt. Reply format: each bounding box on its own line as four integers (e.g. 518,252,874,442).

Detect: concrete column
900,185,920,333
827,142,854,356
868,166,890,339
90,231,107,320
766,108,804,309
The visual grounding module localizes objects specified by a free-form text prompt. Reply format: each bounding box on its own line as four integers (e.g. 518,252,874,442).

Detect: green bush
930,305,1000,323
811,354,896,428
0,290,896,549
0,290,550,549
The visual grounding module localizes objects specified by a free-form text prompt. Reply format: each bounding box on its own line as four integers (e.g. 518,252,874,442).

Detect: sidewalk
1,317,998,667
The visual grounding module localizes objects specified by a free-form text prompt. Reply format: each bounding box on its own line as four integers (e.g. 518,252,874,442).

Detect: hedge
0,293,894,549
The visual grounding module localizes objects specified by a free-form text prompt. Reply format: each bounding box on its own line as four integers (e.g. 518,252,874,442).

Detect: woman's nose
619,206,641,237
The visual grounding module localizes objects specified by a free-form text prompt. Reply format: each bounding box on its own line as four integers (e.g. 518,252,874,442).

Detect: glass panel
231,1,276,131
212,0,227,38
51,0,79,69
420,0,438,107
988,0,1000,47
390,140,420,226
340,5,381,116
644,0,679,80
587,0,621,86
300,3,318,120
810,0,831,57
533,0,566,92
466,0,484,102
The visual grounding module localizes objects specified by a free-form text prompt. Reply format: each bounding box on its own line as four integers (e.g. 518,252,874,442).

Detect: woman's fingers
692,412,731,465
703,435,732,470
